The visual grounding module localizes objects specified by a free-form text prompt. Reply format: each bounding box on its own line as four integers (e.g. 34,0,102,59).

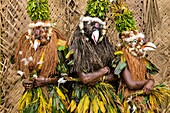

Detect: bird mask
121,30,156,57
27,21,53,51
79,16,107,45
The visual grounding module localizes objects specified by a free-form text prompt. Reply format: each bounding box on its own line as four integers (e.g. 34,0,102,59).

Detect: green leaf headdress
111,1,157,58
111,0,137,33
78,0,111,43
86,0,110,20
27,0,51,21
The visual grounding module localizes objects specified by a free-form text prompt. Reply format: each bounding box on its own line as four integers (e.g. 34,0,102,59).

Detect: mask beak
34,39,40,51
143,42,156,51
91,30,99,44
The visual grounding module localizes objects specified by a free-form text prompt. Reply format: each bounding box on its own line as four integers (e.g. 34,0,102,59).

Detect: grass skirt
19,86,70,113
68,82,123,113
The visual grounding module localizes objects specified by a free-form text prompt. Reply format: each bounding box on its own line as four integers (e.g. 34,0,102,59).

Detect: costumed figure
111,1,170,112
67,0,123,113
15,0,70,112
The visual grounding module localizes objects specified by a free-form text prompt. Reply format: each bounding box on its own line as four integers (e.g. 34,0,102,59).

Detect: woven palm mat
0,0,170,112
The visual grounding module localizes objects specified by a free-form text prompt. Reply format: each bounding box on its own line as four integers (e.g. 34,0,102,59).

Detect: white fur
28,23,36,28
80,16,105,25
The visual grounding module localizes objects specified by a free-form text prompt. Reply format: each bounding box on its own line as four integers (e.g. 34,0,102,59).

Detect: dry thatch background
0,0,169,112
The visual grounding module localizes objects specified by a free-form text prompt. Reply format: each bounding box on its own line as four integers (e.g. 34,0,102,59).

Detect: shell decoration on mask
78,0,111,45
111,1,170,113
26,21,53,51
111,0,157,57
121,30,156,58
79,16,107,44
15,0,70,112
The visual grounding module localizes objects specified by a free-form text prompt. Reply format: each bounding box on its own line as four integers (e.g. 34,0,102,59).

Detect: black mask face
84,22,93,37
83,22,102,44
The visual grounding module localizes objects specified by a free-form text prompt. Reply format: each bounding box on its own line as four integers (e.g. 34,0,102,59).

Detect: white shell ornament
33,40,40,51
91,30,99,44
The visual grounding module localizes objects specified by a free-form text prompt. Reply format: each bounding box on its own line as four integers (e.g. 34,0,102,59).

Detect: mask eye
93,28,97,31
133,39,137,43
35,29,40,35
44,27,49,31
99,24,103,29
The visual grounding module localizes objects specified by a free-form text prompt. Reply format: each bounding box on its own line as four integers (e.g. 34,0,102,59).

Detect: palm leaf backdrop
143,0,161,40
0,0,170,112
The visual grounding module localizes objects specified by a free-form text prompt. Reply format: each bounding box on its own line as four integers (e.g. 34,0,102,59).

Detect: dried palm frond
124,84,170,112
143,0,161,39
19,86,70,113
68,82,123,113
19,88,48,113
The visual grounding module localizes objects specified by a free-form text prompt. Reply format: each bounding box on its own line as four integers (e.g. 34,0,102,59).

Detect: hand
143,79,154,94
33,77,58,87
22,77,46,90
22,79,34,90
32,76,47,88
103,66,110,75
104,73,118,82
77,66,110,84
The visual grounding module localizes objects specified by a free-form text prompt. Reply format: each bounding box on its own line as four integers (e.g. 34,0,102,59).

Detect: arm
33,77,58,87
22,77,58,90
122,67,155,94
77,66,109,84
104,73,118,82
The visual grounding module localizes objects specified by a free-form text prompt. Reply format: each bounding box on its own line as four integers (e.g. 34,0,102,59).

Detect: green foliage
57,46,70,75
58,45,66,51
118,91,124,102
145,59,159,75
86,0,109,19
70,82,123,113
114,60,127,75
27,0,50,21
115,10,137,33
23,101,39,113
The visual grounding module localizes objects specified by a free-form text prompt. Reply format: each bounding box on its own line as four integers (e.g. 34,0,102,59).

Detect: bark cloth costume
15,0,70,112
111,1,170,113
67,0,123,113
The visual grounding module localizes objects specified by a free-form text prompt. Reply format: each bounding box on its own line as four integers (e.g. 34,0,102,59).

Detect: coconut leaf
56,87,66,101
114,61,127,75
58,45,66,51
48,97,52,113
114,50,123,55
145,59,159,75
52,97,56,113
92,96,99,113
38,52,44,69
86,0,109,19
77,94,90,113
27,0,50,21
97,97,106,113
98,90,107,106
108,104,117,113
123,100,130,113
67,100,76,112
65,49,74,59
143,0,161,39
111,1,137,33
